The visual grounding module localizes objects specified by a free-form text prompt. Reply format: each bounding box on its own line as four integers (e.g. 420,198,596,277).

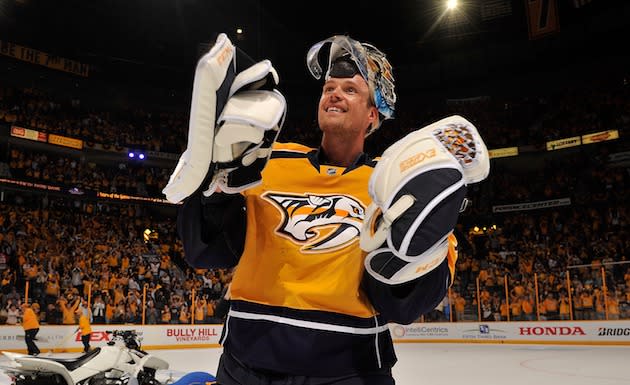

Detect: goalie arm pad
364,233,452,285
362,257,452,325
362,234,458,324
177,190,246,269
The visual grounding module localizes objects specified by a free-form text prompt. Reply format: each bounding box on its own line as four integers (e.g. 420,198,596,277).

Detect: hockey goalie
164,32,490,385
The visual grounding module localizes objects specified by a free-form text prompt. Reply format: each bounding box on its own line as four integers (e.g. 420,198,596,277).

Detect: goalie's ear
367,105,379,134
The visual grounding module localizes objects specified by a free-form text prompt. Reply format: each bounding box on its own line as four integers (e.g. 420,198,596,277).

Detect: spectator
21,303,41,356
6,301,19,325
559,293,571,320
92,294,106,324
76,308,92,353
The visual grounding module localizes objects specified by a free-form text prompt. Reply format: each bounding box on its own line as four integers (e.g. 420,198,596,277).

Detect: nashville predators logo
264,192,365,252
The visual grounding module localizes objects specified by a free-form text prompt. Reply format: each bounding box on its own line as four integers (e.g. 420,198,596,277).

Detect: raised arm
360,115,490,324
166,34,286,269
177,190,246,269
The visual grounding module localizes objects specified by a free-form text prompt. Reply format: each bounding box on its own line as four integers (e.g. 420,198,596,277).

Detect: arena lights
469,224,498,236
446,0,458,10
128,151,146,160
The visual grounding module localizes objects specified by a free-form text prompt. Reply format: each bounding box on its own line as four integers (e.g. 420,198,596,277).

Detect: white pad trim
209,171,262,196
230,60,279,95
212,89,286,164
162,33,235,204
364,235,450,285
360,195,413,255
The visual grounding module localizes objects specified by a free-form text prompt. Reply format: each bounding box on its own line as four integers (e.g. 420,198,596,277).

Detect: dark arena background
0,1,629,384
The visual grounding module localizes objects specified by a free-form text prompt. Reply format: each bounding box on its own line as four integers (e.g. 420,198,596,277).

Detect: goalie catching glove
360,115,490,285
162,33,286,203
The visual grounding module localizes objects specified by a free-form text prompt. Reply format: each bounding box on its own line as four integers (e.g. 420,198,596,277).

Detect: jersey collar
308,148,373,174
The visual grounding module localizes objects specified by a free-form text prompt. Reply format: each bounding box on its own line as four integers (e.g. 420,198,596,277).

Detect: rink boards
1,321,629,353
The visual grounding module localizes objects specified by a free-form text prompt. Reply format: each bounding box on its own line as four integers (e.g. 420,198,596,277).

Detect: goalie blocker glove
162,33,286,203
360,115,490,285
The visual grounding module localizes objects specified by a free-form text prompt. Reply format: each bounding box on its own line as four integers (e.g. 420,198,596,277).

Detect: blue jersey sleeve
362,258,451,325
177,191,246,269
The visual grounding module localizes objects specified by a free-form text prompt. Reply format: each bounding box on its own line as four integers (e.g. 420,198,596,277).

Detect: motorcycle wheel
137,368,161,385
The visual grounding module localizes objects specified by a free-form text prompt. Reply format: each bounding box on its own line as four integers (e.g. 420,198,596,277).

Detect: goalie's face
318,74,378,140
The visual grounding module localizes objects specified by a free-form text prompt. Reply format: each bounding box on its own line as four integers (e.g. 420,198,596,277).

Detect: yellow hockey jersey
179,142,457,376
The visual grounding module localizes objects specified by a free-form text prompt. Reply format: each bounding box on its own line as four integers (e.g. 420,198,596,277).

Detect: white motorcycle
1,330,173,385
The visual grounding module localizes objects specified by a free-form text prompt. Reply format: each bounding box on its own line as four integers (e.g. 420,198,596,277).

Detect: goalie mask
307,35,396,136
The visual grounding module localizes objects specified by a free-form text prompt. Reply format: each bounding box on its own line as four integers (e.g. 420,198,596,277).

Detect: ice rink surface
2,343,629,385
